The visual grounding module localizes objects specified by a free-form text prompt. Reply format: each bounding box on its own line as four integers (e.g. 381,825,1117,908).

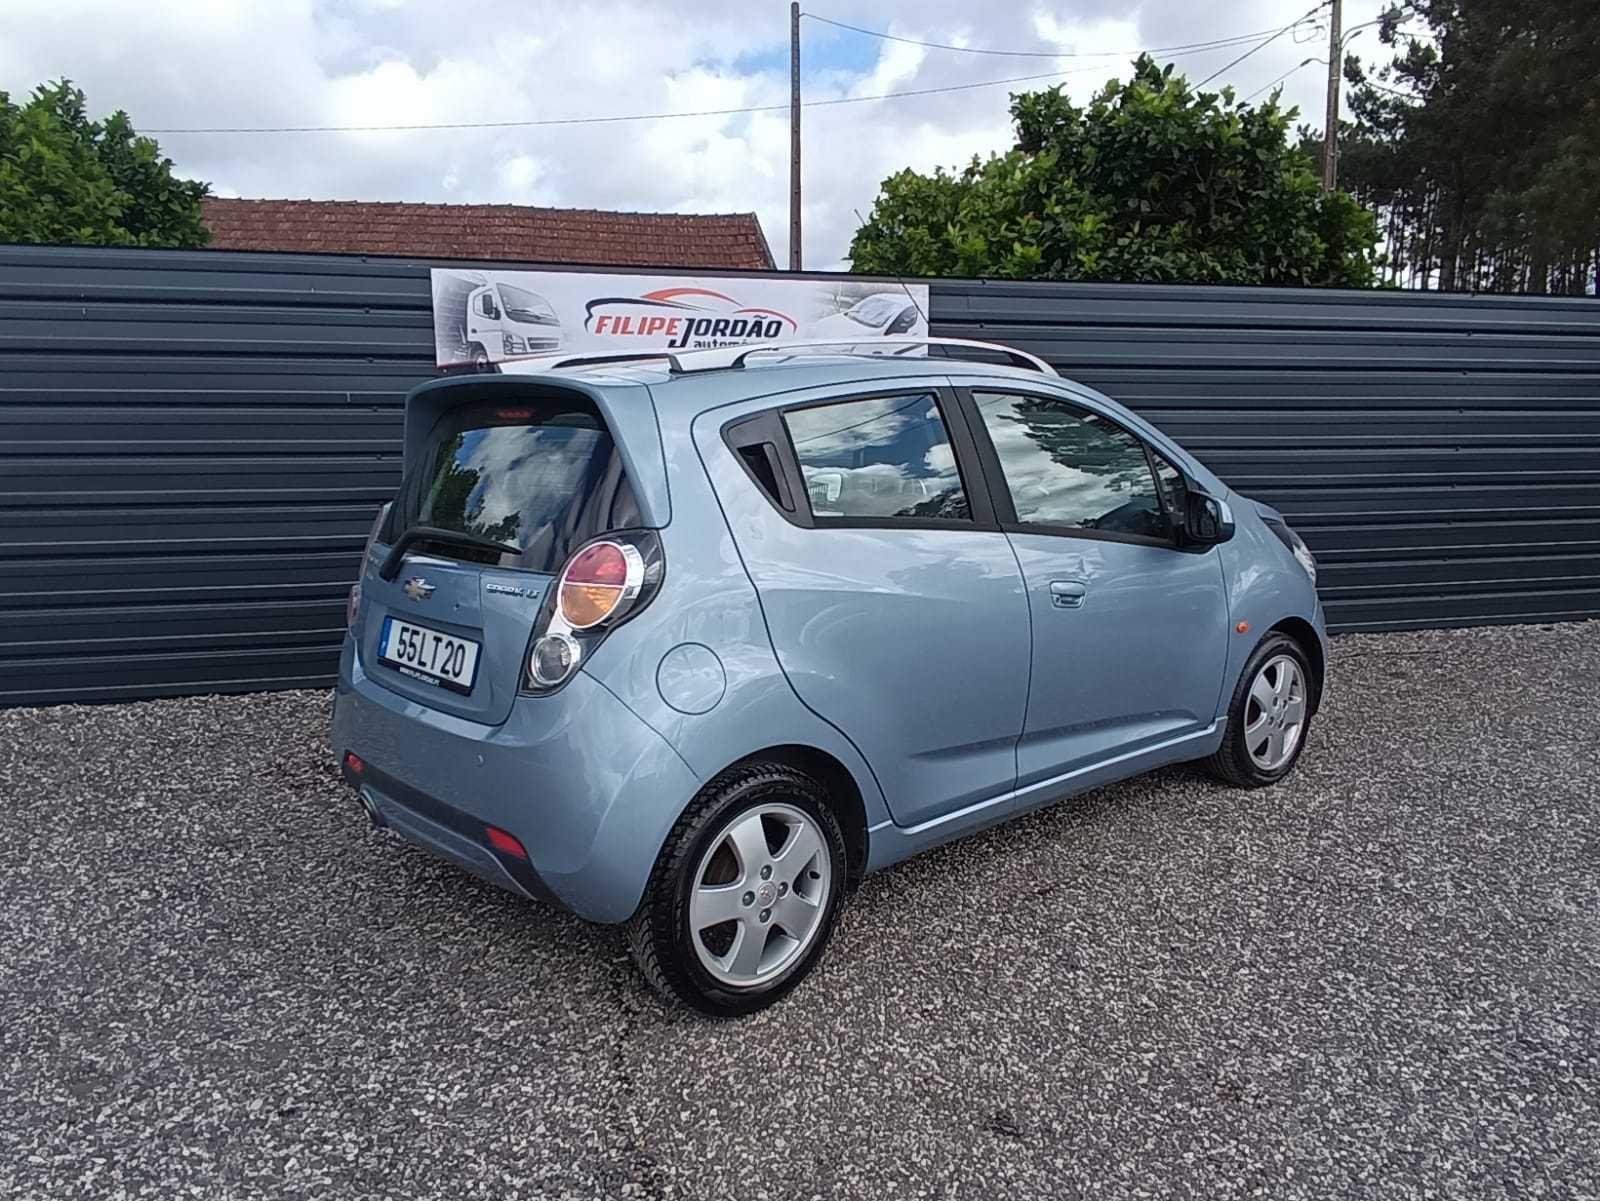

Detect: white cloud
0,0,1394,267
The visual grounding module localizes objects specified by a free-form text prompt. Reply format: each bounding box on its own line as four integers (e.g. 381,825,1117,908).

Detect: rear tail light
557,541,643,628
348,502,392,629
522,531,662,694
528,632,579,688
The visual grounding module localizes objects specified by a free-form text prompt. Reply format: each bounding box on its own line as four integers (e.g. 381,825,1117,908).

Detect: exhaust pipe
357,789,387,830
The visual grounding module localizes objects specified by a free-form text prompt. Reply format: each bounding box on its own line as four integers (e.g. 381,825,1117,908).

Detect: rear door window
781,393,971,522
389,399,640,573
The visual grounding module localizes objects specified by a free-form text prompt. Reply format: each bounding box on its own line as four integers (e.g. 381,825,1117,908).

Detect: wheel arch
1269,616,1325,713
718,744,869,883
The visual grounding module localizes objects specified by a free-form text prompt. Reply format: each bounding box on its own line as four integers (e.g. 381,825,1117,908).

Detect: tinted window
783,393,970,522
390,399,640,574
974,392,1167,539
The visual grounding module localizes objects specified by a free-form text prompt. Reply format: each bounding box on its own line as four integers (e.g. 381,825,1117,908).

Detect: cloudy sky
0,0,1388,268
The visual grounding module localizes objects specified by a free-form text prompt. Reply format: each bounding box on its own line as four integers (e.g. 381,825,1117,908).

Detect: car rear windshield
387,398,640,574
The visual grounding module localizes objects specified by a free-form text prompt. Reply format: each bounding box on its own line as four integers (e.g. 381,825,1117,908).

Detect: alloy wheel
1244,653,1307,771
688,802,832,989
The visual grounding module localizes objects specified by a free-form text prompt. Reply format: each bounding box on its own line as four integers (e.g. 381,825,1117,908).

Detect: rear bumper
331,637,700,923
341,755,560,906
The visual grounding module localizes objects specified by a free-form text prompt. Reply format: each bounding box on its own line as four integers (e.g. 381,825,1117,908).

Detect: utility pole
1321,0,1342,191
789,1,802,270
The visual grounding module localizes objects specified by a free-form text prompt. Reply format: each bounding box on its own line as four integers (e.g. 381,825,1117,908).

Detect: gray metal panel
0,246,431,707
931,280,1600,634
1,245,1597,706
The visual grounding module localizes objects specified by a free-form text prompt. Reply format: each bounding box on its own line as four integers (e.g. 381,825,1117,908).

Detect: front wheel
1205,632,1314,788
625,764,846,1016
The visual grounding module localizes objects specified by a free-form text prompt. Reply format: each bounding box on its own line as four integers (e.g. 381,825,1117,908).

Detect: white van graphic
434,271,565,367
466,282,564,364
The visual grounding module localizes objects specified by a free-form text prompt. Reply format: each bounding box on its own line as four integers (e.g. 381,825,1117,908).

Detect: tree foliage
849,56,1379,287
1332,0,1600,294
0,80,209,248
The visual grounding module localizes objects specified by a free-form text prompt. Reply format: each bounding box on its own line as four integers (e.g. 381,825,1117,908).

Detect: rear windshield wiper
379,525,520,581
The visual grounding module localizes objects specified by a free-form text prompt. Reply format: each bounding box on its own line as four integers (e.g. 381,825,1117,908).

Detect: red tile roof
201,198,774,270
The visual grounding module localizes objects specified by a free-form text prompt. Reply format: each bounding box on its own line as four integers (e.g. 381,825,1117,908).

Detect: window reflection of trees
786,394,970,521
418,427,610,547
418,433,522,544
977,393,1160,532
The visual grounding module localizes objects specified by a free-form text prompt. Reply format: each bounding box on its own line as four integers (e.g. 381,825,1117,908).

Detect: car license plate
378,616,481,694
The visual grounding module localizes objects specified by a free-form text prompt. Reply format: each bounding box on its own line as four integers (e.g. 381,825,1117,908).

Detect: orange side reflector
1235,621,1251,634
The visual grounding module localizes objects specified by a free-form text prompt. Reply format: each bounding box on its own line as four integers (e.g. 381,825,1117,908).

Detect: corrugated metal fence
3,245,1597,706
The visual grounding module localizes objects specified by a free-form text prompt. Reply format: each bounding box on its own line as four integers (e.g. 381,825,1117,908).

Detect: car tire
469,343,491,370
625,763,847,1017
1205,631,1315,788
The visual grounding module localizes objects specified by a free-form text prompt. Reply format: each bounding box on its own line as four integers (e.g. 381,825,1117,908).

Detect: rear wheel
1206,632,1314,788
626,763,846,1016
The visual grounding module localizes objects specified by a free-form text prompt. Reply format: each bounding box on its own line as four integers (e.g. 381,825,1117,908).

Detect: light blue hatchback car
334,338,1326,1014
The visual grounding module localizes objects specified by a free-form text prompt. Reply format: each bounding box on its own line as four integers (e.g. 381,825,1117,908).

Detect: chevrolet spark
334,339,1326,1016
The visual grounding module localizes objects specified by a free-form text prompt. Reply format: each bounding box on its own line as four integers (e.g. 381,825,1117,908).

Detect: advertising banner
429,268,929,368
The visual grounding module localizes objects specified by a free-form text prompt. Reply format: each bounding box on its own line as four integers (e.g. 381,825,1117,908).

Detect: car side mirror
1183,491,1235,547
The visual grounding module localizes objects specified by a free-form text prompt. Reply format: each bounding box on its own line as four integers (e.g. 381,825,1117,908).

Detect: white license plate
378,616,481,694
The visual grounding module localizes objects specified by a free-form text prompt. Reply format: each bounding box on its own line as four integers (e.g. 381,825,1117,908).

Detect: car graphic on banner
430,269,929,368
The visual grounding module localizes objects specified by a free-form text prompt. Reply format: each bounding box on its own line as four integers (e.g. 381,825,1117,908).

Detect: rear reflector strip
485,825,528,860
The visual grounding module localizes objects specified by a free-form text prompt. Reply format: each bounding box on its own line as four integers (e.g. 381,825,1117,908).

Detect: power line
1197,2,1331,88
1243,58,1318,102
148,10,1351,136
147,66,1109,135
801,13,1288,61
1359,77,1424,101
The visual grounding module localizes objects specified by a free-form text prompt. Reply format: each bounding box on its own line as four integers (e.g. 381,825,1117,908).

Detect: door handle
1049,580,1088,609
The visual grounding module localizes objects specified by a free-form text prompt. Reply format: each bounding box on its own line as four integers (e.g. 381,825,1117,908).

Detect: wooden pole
789,2,802,269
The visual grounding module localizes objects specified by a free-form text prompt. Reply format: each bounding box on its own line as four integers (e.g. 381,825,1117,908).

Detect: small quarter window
1152,450,1188,521
782,393,971,522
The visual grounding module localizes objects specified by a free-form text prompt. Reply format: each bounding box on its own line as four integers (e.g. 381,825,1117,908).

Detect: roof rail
722,337,1057,376
496,337,1057,378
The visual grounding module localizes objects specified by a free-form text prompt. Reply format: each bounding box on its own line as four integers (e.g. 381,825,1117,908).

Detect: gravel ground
2,623,1598,1201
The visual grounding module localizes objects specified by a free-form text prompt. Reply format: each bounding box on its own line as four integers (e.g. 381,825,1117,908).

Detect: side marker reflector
1235,621,1251,634
344,751,366,775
